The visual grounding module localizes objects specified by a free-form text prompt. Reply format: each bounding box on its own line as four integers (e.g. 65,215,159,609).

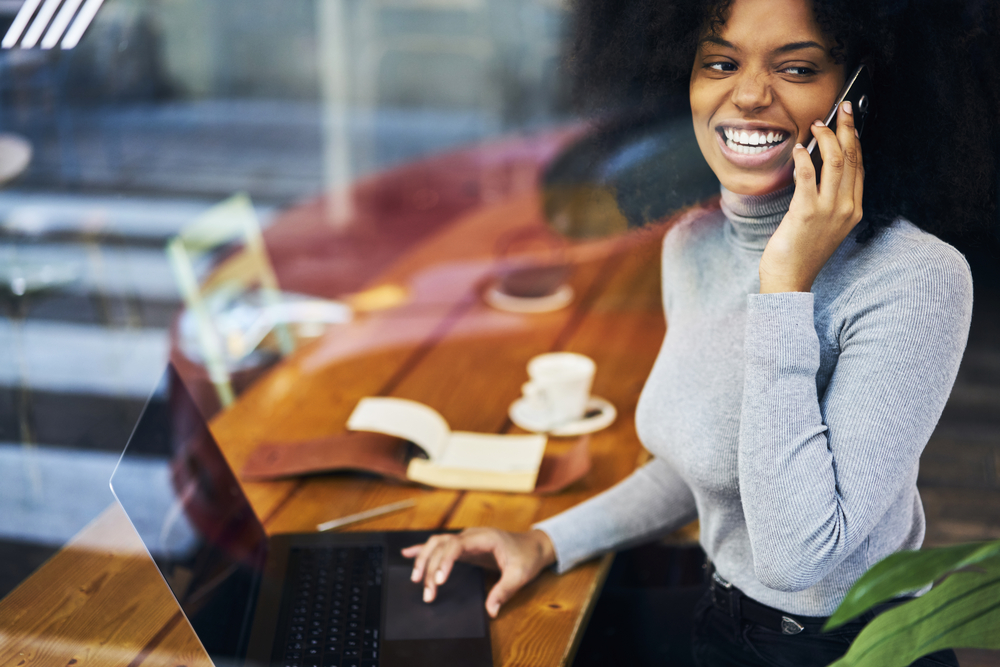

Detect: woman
403,0,998,664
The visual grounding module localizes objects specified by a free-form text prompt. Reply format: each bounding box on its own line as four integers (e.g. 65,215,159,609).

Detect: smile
719,127,789,155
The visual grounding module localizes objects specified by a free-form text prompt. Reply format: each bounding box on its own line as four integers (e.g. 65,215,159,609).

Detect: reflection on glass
0,0,698,608
111,365,268,665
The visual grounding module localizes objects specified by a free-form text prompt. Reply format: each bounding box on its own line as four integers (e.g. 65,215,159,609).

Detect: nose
730,71,772,113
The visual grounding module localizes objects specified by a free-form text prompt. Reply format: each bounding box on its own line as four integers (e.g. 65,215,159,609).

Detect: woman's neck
720,184,794,251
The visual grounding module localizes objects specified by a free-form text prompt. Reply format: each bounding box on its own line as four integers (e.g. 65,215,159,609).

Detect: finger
422,539,459,602
433,538,466,586
836,101,861,204
485,565,527,618
853,132,865,224
789,143,819,205
401,544,423,558
810,119,844,201
836,100,857,146
410,535,444,584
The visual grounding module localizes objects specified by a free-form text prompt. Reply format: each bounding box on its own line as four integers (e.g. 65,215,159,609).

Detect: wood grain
441,234,667,666
0,504,211,667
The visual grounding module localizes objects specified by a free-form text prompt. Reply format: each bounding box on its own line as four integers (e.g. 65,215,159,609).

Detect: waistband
708,569,830,636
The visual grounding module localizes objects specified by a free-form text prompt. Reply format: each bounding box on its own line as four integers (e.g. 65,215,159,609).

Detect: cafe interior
0,0,997,665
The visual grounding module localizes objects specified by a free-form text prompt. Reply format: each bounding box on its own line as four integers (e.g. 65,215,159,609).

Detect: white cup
520,352,596,428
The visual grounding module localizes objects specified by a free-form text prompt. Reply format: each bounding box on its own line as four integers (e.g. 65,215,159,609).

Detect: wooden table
0,149,682,666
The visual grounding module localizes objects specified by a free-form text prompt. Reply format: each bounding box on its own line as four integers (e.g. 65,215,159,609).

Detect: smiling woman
690,0,846,195
400,1,1000,666
571,0,1000,242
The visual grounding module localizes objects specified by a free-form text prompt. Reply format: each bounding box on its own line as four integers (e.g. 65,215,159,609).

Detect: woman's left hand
759,101,865,294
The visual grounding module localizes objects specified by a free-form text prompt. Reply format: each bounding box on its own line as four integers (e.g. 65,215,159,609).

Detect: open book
347,397,547,493
242,397,591,494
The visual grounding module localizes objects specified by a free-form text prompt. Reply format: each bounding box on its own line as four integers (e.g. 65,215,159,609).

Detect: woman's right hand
401,528,557,618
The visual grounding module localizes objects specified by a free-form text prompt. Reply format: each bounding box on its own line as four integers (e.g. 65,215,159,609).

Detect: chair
166,193,295,408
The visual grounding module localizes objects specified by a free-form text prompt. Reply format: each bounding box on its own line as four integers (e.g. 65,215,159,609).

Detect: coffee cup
519,352,596,429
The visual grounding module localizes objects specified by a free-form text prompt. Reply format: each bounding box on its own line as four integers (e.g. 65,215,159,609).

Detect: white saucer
509,396,616,436
484,283,574,314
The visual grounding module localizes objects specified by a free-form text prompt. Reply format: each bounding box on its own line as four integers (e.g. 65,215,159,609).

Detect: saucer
484,283,574,314
509,396,616,436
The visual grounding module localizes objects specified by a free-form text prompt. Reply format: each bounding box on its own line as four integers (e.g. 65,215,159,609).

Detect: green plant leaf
826,540,1000,629
827,553,1000,667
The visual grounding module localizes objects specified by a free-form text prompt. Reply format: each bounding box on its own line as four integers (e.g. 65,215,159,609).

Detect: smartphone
807,64,874,178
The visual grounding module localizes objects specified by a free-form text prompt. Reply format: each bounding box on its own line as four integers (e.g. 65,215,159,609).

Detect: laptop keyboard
278,546,384,667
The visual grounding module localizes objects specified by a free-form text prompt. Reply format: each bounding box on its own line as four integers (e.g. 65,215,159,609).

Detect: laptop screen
110,365,268,666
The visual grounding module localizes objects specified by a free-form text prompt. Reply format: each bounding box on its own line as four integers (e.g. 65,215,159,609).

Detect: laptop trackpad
384,563,488,640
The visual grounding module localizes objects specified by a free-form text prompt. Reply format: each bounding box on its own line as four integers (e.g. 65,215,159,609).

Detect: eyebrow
700,36,827,55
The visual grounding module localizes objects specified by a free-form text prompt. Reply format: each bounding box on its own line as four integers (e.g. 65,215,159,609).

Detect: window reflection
0,0,576,599
0,10,995,665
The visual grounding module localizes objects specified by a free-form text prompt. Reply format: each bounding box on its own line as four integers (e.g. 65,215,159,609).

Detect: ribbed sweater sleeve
739,246,973,592
533,457,698,573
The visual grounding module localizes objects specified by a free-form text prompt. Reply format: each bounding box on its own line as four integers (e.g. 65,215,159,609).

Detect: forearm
534,457,697,573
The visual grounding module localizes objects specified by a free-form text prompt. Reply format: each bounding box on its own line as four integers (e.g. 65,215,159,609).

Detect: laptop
110,364,493,667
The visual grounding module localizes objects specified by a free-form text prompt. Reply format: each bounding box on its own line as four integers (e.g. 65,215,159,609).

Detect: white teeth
723,129,787,151
724,137,783,155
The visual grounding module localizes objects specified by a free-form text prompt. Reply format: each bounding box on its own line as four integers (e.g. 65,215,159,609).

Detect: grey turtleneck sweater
535,185,973,616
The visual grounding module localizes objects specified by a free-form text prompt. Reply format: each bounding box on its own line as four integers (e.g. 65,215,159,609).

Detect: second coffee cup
520,352,596,429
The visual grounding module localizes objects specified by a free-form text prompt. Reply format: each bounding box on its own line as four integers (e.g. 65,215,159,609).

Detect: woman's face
690,0,846,195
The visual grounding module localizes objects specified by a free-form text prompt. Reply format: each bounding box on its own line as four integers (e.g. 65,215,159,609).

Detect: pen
317,498,417,532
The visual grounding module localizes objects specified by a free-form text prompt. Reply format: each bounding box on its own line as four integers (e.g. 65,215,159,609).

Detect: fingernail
435,570,446,584
423,588,433,603
488,602,499,616
411,569,420,582
813,120,825,127
795,143,804,149
855,129,860,138
843,101,852,114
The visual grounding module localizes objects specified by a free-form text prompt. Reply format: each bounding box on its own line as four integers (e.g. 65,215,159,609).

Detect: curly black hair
568,0,1000,240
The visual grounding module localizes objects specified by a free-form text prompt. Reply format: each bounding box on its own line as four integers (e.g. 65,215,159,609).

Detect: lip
714,123,794,169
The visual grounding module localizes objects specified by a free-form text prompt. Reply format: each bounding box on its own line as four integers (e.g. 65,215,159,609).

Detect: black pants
690,587,959,667
575,548,959,667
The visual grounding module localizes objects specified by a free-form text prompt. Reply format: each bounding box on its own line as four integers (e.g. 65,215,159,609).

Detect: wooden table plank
0,503,210,667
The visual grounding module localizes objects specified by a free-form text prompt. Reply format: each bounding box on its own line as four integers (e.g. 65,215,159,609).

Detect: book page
437,432,546,473
406,459,539,493
346,397,450,461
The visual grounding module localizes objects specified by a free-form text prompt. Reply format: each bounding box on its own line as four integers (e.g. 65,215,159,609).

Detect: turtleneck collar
719,184,794,251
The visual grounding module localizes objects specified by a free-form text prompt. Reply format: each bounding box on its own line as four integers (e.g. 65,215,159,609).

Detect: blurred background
0,0,580,596
0,2,997,650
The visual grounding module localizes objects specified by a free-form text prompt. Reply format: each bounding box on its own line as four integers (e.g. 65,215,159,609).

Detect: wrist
529,529,557,568
759,270,815,294
759,281,813,294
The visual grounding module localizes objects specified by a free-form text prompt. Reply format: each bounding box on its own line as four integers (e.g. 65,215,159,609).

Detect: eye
705,61,737,73
781,65,817,76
